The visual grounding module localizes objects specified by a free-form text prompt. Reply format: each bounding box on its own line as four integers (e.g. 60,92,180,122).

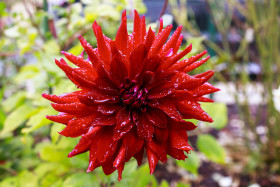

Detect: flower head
43,10,219,180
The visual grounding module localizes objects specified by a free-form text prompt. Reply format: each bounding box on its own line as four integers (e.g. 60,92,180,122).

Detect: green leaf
18,171,38,187
68,44,83,56
0,86,4,101
21,107,56,134
177,183,191,187
42,40,60,55
50,123,64,144
84,4,120,21
0,108,6,130
36,53,64,77
14,64,40,84
160,180,169,187
63,173,100,187
0,2,6,16
0,104,36,135
201,102,228,129
186,36,206,55
130,164,158,187
197,134,226,164
0,177,18,187
35,163,58,179
40,173,61,187
2,91,26,113
176,151,200,175
53,79,77,95
39,144,70,164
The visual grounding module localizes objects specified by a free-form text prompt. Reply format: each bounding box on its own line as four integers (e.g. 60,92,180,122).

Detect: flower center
120,80,148,109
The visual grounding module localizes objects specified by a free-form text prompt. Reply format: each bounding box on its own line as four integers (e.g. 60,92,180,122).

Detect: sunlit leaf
18,171,38,187
42,40,60,55
159,180,169,187
0,104,37,135
176,151,200,175
202,102,228,129
63,173,100,187
50,123,64,144
197,134,226,164
68,44,83,56
2,91,26,113
21,107,56,134
0,2,6,16
0,176,18,187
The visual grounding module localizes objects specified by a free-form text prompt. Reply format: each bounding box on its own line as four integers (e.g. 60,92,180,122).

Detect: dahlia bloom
43,10,219,180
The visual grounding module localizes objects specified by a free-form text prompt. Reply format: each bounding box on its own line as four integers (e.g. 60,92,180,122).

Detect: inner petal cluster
120,79,148,109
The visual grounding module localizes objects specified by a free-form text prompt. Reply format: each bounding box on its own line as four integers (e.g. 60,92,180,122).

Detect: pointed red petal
46,113,75,124
78,35,101,68
169,130,193,151
136,112,154,141
158,18,163,33
68,137,92,157
146,147,158,174
59,114,95,137
122,130,144,159
116,108,131,129
51,103,94,116
154,127,169,144
146,108,167,128
133,147,144,166
132,10,141,48
162,25,182,52
147,140,167,163
113,145,126,168
173,34,184,54
97,104,121,115
170,50,207,71
42,93,79,104
102,163,116,175
92,21,111,64
184,56,210,73
152,98,183,122
129,44,147,79
61,51,93,70
145,27,155,51
177,100,213,122
140,15,146,40
115,17,128,55
148,25,173,57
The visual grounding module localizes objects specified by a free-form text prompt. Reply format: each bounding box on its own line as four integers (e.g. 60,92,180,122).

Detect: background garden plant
0,0,279,186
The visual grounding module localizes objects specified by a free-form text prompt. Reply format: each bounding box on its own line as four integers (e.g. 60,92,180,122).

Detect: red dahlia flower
43,10,219,180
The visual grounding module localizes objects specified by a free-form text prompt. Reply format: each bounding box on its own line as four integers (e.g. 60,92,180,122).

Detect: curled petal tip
122,10,126,20
68,151,75,157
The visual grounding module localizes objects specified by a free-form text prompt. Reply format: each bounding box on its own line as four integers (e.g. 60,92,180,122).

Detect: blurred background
0,0,280,186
